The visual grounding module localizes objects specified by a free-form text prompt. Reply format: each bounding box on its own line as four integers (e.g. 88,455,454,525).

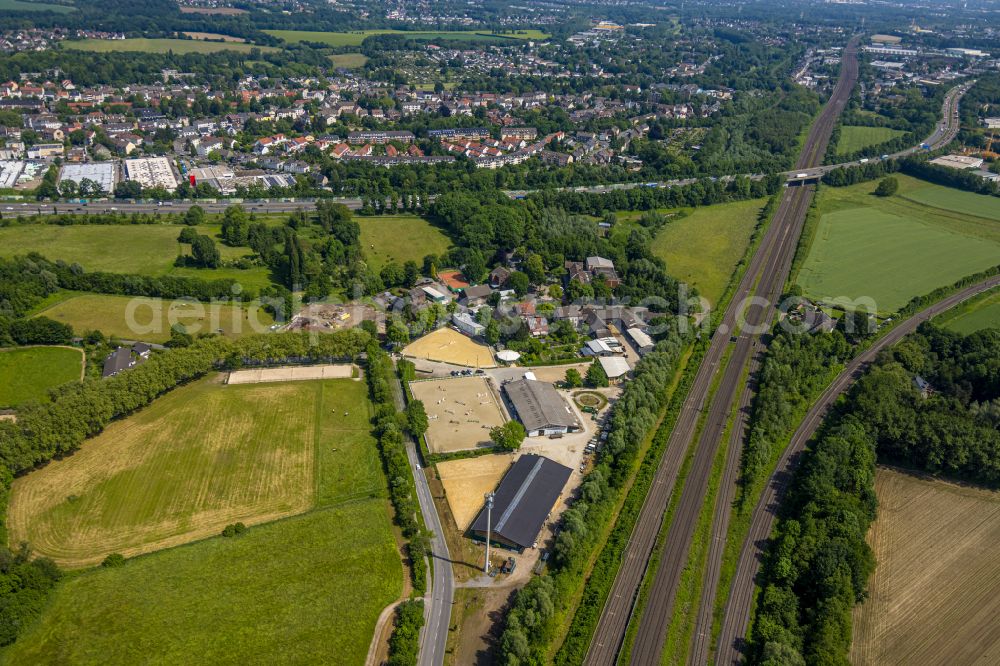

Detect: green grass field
359,215,453,270
65,38,276,54
34,294,274,342
937,289,1000,334
643,198,766,305
835,125,906,155
328,52,369,68
2,500,401,665
0,347,82,408
0,0,75,12
265,28,549,46
0,223,273,290
8,375,377,565
797,175,1000,313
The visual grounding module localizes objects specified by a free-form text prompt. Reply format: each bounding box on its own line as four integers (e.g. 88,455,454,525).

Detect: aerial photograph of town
0,0,998,664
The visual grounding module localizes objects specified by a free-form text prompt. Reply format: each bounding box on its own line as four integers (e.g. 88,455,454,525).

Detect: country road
714,274,1000,665
583,36,860,666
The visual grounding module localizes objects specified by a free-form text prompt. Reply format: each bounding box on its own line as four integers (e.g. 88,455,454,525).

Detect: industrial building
470,454,573,549
124,157,178,190
503,378,580,437
60,162,117,193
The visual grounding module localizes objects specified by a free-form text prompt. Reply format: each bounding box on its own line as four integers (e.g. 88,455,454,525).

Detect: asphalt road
388,367,454,666
583,37,859,666
714,274,1000,665
0,198,364,217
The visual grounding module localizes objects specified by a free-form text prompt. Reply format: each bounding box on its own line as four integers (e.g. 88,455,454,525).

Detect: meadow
8,376,359,565
265,29,549,47
0,0,74,12
796,175,1000,313
936,289,1000,334
328,52,369,69
0,346,82,408
835,125,906,155
2,500,401,665
0,223,273,290
642,198,766,306
65,38,275,54
359,215,453,270
34,293,274,342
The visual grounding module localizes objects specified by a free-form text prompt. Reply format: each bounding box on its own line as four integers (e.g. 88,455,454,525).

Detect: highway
583,37,859,666
714,274,1000,665
389,370,454,666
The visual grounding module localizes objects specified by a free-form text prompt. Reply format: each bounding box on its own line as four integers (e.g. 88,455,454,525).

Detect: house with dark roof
503,378,580,437
101,343,152,378
470,454,572,549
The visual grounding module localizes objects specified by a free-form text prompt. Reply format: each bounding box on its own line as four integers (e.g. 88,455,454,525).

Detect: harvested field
437,454,513,529
182,32,246,42
409,376,507,454
227,364,355,384
7,375,371,567
403,327,495,368
851,468,1000,665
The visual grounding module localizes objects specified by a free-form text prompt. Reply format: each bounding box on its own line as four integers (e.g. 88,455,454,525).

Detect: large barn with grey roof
503,378,580,437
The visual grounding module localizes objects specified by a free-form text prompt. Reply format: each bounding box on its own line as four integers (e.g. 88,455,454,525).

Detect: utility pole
484,491,495,574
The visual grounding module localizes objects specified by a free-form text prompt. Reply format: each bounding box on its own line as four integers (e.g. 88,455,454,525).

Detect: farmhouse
102,343,152,378
503,378,580,437
470,454,572,549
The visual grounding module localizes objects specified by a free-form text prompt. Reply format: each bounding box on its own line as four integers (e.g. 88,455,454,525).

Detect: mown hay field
0,346,82,408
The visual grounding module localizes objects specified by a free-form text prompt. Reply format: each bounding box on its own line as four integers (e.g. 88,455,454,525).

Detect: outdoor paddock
436,454,514,530
402,327,495,368
409,376,507,454
227,364,357,384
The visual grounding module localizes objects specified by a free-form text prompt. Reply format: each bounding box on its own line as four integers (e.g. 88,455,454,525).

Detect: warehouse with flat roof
503,378,580,437
471,454,572,549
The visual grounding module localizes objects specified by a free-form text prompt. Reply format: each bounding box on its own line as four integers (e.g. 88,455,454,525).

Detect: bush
221,522,247,537
874,176,898,197
101,553,126,567
387,600,424,666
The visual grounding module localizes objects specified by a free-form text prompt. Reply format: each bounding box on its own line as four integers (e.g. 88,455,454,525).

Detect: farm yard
3,501,401,665
834,125,906,155
851,468,1000,665
402,326,495,368
34,294,274,342
936,289,1000,334
64,38,276,54
0,346,83,408
437,454,513,529
264,29,549,47
795,175,1000,313
7,375,375,566
358,215,453,270
409,375,507,454
644,198,766,306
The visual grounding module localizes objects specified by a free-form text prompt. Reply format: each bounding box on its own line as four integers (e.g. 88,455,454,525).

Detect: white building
452,312,485,337
60,162,116,193
124,156,178,190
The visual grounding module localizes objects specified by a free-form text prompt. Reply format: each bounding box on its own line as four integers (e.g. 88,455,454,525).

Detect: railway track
583,37,859,666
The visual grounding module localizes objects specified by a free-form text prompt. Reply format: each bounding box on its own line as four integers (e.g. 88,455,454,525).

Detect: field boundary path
388,361,453,666
714,274,1000,665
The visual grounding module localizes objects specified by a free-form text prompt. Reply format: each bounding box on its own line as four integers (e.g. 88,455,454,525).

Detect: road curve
714,275,1000,665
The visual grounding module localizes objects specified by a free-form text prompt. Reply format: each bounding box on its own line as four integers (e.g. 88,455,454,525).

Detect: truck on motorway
859,158,869,164
795,173,809,178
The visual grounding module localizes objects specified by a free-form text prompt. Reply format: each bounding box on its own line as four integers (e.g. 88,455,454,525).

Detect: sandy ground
403,328,495,368
227,364,356,384
0,414,16,422
851,467,1000,665
410,376,507,454
437,454,516,530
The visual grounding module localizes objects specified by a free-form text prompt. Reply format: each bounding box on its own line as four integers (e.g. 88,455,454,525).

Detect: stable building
471,454,573,549
504,378,580,437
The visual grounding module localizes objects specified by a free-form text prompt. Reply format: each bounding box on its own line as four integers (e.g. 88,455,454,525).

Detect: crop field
409,376,507,454
796,176,1000,313
65,38,275,54
328,52,369,69
265,29,548,47
359,215,453,270
936,289,1000,334
646,198,766,306
181,32,246,43
7,375,376,566
402,327,495,368
34,294,274,342
835,125,905,155
437,454,512,529
0,0,75,12
3,500,401,665
851,468,1000,665
0,223,273,289
0,346,82,408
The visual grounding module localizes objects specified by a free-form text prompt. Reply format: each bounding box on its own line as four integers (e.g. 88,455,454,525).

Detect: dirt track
227,364,356,384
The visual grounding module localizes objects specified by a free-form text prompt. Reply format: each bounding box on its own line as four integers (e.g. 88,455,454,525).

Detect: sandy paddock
228,364,356,384
410,376,507,454
436,454,515,530
402,327,495,368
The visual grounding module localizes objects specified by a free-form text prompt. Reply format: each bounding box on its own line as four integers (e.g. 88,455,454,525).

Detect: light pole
484,491,495,574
